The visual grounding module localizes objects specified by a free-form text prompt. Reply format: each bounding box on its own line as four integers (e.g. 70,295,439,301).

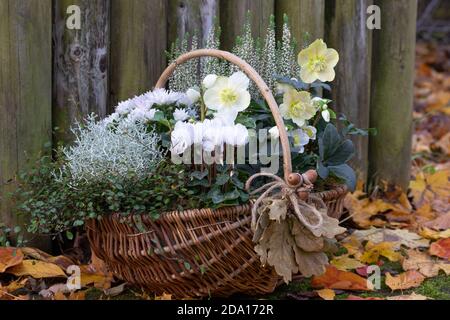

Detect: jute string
245,173,324,233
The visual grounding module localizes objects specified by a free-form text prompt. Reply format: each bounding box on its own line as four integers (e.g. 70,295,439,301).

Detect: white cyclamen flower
203,74,218,89
173,108,189,122
203,72,251,122
171,121,193,154
186,88,201,105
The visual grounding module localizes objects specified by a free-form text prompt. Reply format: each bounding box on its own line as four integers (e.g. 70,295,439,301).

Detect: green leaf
191,171,209,180
66,231,74,240
329,164,356,191
184,262,191,270
215,173,230,186
73,220,84,227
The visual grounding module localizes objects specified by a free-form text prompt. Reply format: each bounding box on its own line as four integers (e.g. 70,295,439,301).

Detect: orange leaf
311,266,371,291
316,288,335,300
385,271,425,291
429,238,450,260
0,248,23,273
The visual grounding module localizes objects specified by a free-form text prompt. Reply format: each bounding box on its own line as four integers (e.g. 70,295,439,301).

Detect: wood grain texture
220,0,275,51
110,0,167,106
325,0,373,182
369,0,417,189
0,0,52,243
53,0,110,144
168,0,219,47
275,0,325,49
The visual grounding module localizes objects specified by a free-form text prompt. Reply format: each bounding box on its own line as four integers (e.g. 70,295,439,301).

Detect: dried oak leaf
429,238,450,260
293,246,328,278
385,271,425,291
0,247,23,273
255,220,298,283
311,265,371,291
268,199,288,222
292,219,324,252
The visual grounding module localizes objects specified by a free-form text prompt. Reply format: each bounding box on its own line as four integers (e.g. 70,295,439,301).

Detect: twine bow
245,172,324,232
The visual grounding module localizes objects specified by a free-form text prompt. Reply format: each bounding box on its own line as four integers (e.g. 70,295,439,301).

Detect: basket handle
155,48,301,186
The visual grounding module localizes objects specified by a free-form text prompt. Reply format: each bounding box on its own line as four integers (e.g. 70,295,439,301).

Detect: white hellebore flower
186,88,201,105
173,108,189,122
291,129,312,154
171,121,193,155
203,74,218,89
203,72,251,122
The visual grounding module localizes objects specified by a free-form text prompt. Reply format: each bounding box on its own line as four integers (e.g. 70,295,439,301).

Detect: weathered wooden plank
168,0,219,47
275,0,325,49
220,0,275,51
369,0,418,189
0,0,52,245
325,0,373,182
110,0,167,106
53,0,110,144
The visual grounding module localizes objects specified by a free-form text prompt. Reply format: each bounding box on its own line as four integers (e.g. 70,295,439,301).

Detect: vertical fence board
325,0,372,182
53,0,110,144
220,0,275,51
369,0,417,189
110,0,167,106
0,0,52,242
168,0,219,47
275,0,325,49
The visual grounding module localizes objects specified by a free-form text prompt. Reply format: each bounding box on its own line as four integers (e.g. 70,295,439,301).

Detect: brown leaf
7,260,66,278
311,266,371,291
387,293,429,300
402,249,442,277
293,247,327,278
292,219,324,252
385,271,425,291
0,248,23,273
429,238,450,260
346,295,383,300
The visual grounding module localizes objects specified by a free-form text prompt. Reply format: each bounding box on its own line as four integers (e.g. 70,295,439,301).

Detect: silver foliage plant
168,13,298,99
61,115,165,183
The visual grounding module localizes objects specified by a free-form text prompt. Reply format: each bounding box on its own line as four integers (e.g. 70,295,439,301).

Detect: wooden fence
0,0,418,228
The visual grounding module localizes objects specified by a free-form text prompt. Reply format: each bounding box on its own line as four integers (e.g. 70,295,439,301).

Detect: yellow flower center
220,88,238,106
307,55,327,72
288,101,304,118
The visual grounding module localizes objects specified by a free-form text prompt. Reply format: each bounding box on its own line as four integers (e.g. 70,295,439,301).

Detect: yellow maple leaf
360,242,401,264
330,255,365,271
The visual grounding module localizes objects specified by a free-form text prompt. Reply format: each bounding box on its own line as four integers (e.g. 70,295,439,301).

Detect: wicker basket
86,49,349,299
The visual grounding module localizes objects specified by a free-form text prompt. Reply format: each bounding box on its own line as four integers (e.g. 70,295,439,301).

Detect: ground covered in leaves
1,42,449,301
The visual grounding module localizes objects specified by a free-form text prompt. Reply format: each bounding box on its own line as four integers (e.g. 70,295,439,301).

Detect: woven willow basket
86,49,348,299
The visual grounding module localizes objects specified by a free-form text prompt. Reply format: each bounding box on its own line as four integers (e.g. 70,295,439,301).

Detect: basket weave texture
86,49,349,298
86,185,347,298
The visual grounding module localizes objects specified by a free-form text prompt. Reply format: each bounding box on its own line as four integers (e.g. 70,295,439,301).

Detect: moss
84,288,103,300
264,278,312,300
415,274,450,300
